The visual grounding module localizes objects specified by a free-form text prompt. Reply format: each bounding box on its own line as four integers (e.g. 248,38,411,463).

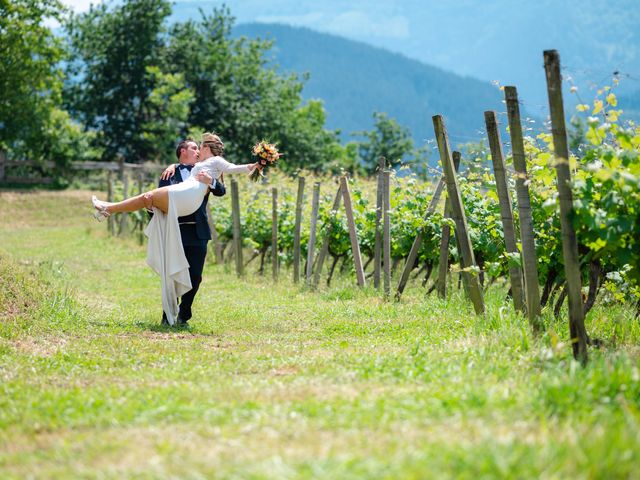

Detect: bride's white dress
144,156,251,325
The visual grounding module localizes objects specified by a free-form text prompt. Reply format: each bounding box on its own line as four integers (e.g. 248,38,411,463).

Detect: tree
0,0,64,159
356,112,417,174
141,67,194,163
162,6,351,173
64,0,173,163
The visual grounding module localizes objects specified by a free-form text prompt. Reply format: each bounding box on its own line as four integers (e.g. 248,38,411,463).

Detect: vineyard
3,0,640,472
94,52,640,367
2,42,640,475
200,69,639,354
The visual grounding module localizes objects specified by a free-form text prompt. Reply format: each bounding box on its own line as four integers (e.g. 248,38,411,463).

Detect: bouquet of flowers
250,140,282,181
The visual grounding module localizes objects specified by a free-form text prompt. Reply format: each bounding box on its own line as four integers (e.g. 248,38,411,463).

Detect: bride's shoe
92,195,110,222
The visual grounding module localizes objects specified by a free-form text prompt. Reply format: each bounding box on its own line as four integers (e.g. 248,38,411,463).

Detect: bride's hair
202,133,224,157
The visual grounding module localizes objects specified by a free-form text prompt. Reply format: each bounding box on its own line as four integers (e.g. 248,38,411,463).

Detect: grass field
0,189,639,479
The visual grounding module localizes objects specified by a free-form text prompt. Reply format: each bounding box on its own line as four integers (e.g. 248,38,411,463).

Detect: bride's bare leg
95,187,170,214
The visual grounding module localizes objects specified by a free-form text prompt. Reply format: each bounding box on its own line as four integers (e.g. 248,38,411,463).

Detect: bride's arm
213,157,258,174
160,163,177,180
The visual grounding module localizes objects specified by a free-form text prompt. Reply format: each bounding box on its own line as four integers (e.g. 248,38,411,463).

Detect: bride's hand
160,164,176,180
194,171,213,185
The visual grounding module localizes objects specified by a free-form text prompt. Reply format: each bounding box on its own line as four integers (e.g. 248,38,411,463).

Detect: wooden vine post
312,185,343,289
293,176,305,284
382,170,391,298
206,207,222,264
118,160,129,236
505,86,543,330
272,187,279,281
374,156,386,289
436,151,462,299
340,175,365,287
484,110,526,314
230,178,243,277
340,176,366,287
395,174,446,300
107,170,115,236
306,182,321,285
433,115,485,314
544,49,588,363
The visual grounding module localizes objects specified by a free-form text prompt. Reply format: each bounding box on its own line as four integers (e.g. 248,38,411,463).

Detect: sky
58,0,640,111
61,0,96,12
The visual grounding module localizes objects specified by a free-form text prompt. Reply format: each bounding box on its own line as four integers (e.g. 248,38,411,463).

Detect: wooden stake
119,170,129,236
485,110,526,313
312,185,343,289
340,176,366,287
107,170,115,236
230,179,243,277
505,86,543,330
544,49,588,363
433,115,485,314
272,187,278,281
436,151,462,298
374,156,385,289
207,207,222,264
293,176,305,283
306,182,321,285
396,175,446,300
383,170,391,298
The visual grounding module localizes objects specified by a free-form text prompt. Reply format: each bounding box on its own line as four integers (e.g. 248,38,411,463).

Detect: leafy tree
64,0,173,163
141,67,194,163
0,0,65,160
161,6,352,173
356,112,418,174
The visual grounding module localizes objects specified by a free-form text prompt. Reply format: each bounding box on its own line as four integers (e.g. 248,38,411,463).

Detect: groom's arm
210,178,226,197
158,166,177,189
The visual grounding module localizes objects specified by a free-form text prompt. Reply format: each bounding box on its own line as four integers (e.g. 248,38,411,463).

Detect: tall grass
0,189,638,479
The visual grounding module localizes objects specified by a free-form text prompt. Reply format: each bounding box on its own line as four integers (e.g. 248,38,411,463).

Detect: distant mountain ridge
232,23,508,147
173,0,640,110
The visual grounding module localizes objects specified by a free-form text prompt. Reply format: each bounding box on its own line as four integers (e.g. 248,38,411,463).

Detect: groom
157,139,225,325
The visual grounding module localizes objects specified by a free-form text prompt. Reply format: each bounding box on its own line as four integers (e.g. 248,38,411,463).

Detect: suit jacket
157,164,226,246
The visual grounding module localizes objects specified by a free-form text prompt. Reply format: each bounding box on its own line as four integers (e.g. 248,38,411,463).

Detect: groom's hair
175,139,195,160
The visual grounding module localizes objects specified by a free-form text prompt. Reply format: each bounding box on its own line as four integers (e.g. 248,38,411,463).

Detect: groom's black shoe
178,308,191,325
161,312,169,326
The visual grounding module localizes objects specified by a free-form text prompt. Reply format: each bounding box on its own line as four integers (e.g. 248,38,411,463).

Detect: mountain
232,23,507,148
173,0,640,110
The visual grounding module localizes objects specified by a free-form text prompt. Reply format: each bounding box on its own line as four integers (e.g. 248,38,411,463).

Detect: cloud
256,9,410,40
255,12,328,27
328,11,410,40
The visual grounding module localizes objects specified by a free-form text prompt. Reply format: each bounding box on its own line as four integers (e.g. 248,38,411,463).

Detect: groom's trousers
178,243,208,321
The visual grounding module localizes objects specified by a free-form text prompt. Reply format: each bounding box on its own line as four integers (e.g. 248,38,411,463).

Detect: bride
91,133,261,325
92,133,259,219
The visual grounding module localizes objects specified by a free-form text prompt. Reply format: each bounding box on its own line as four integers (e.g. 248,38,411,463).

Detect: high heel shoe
92,195,110,222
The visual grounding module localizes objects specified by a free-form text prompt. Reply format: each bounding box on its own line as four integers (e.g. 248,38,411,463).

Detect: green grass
0,189,639,479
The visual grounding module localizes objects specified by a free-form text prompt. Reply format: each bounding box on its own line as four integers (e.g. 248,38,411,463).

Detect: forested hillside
233,23,507,146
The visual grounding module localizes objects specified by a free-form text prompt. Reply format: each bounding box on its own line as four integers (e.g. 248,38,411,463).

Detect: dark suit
157,164,226,322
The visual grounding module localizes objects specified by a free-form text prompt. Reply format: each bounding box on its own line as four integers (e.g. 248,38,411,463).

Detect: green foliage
521,85,640,302
141,67,194,163
161,6,351,173
356,112,425,175
0,0,86,169
1,192,640,477
64,0,173,163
